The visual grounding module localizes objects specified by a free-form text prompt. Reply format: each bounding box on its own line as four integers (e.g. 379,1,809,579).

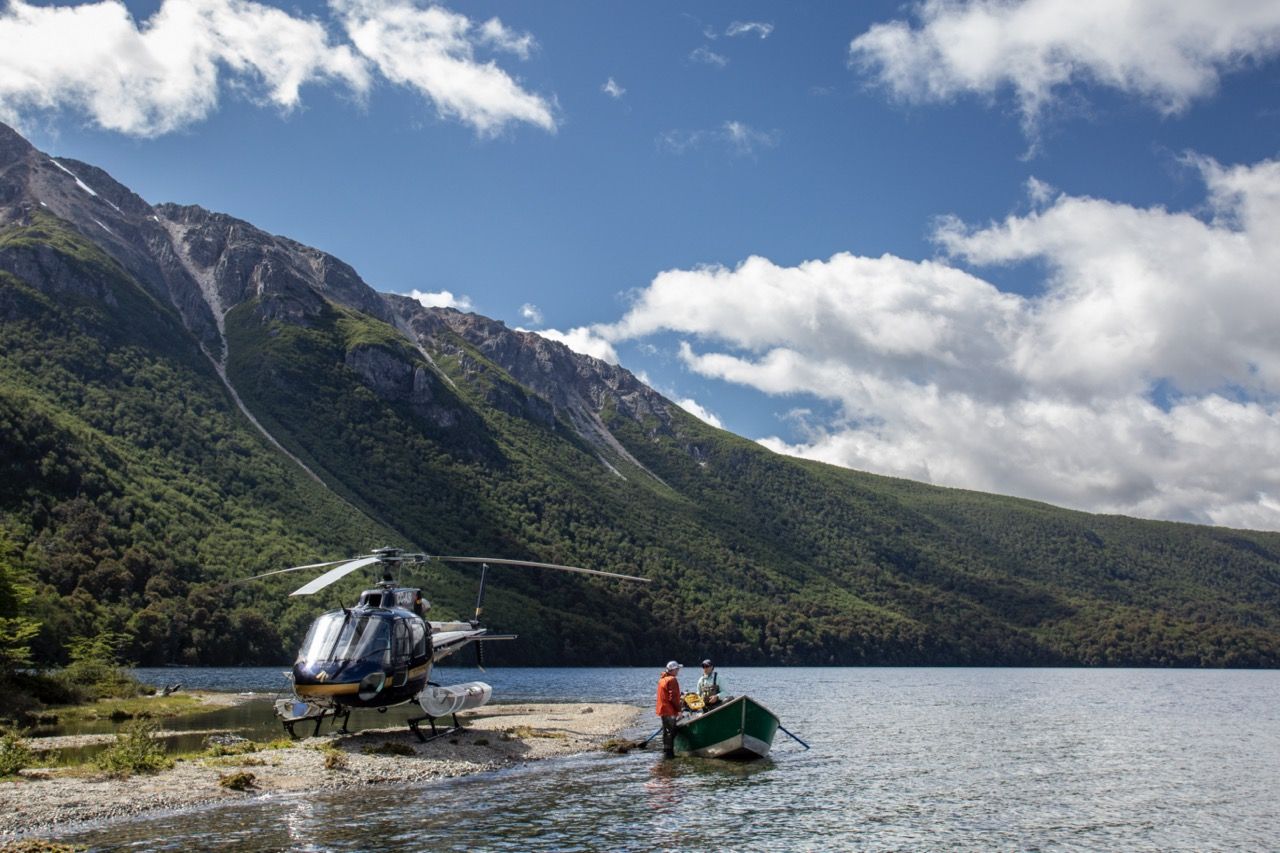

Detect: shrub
218,771,256,791
94,720,173,777
322,749,347,770
0,727,33,776
55,634,146,703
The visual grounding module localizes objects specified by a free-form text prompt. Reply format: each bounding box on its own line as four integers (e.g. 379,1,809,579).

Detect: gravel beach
0,702,645,842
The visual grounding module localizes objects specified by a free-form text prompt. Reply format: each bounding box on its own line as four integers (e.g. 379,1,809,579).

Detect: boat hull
674,695,779,760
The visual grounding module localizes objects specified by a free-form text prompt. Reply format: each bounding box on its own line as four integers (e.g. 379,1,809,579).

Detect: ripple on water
60,667,1280,852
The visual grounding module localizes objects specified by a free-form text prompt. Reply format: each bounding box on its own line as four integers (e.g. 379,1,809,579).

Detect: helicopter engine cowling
418,681,493,717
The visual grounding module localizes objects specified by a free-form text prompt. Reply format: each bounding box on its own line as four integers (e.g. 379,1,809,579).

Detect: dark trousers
660,715,678,758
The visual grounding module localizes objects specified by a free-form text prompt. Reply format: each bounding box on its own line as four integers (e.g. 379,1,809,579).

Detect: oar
635,727,663,749
778,723,810,750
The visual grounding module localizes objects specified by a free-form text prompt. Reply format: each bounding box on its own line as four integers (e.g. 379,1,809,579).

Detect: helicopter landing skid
407,711,463,743
275,698,351,739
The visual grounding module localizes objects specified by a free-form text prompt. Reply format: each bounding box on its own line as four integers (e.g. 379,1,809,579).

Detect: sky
3,0,1280,531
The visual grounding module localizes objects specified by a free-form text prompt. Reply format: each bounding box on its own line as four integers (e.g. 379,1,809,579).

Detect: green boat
674,695,780,760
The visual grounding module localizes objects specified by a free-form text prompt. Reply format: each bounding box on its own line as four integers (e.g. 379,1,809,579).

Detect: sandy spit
0,702,645,841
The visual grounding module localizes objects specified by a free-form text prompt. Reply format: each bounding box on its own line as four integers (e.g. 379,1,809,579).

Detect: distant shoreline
1,702,645,842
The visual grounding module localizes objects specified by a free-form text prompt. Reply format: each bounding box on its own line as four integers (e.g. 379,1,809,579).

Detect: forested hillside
1,121,1278,675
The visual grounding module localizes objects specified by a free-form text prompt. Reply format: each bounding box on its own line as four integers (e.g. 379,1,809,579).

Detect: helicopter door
391,619,411,687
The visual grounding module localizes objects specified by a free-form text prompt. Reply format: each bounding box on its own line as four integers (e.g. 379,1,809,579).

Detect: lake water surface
60,667,1280,851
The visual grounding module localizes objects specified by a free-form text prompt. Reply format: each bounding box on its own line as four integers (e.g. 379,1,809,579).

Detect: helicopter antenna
472,563,489,624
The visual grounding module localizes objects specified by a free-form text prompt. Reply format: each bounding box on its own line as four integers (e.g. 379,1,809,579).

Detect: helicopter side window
409,620,427,657
392,619,411,665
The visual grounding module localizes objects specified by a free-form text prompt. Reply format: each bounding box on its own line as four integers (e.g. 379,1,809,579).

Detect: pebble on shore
0,702,644,842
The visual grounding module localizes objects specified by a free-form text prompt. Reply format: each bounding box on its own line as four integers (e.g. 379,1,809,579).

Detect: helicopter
251,546,648,740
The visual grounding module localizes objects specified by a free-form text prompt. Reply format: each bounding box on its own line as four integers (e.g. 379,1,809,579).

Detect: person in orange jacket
656,660,683,758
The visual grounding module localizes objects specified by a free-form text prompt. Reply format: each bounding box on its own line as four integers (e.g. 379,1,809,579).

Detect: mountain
2,121,1278,670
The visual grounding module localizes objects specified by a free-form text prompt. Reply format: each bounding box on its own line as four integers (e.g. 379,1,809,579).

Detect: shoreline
1,702,646,841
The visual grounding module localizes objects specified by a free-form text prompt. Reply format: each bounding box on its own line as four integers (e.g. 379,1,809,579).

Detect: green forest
2,208,1279,706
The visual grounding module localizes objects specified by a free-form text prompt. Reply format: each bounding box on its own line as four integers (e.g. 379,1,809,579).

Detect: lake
58,667,1280,851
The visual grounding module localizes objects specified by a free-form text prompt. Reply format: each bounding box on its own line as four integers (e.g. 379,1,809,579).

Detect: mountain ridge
2,120,1278,670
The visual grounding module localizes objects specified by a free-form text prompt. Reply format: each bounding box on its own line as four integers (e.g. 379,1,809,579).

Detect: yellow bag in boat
683,692,704,711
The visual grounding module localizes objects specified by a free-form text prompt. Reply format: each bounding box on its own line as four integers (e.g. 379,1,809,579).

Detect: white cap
665,660,682,671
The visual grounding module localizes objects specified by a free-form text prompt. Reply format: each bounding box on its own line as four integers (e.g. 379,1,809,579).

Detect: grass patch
364,740,415,757
55,694,201,724
505,725,566,740
206,755,266,768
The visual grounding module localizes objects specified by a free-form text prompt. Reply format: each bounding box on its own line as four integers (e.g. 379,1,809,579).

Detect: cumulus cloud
592,156,1280,530
535,327,619,364
726,21,772,39
519,302,543,325
601,77,625,99
849,0,1280,135
676,397,723,428
0,0,555,137
658,120,779,156
335,0,555,135
408,288,473,311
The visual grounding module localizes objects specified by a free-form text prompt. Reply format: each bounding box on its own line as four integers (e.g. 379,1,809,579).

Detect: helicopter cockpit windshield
297,611,390,665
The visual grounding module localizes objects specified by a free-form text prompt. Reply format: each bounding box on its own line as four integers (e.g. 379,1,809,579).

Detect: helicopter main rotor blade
290,556,381,596
242,558,361,584
431,556,650,583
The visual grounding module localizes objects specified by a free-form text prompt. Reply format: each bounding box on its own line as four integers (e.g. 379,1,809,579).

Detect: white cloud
601,77,625,99
690,46,728,68
722,120,780,155
675,397,723,428
0,0,367,136
535,327,619,364
333,0,555,136
595,156,1280,530
476,16,535,59
0,0,555,137
520,302,543,325
407,288,473,311
849,0,1280,135
726,21,772,39
658,121,779,156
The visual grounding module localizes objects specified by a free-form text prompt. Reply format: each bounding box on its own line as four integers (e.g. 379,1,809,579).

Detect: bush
0,727,33,776
94,720,173,777
322,748,347,770
55,634,146,702
218,771,256,791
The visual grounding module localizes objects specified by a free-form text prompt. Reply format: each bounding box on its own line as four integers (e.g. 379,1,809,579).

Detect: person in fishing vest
656,660,683,758
697,659,723,708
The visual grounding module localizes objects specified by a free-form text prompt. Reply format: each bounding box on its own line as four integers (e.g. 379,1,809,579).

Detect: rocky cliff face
0,121,692,479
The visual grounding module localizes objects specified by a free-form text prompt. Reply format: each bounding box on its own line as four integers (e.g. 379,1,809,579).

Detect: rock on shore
0,702,644,842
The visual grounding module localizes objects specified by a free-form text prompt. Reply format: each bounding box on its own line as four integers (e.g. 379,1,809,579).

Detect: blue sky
4,0,1280,530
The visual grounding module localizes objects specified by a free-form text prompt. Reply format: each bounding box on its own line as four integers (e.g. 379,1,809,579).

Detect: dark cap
701,659,713,666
